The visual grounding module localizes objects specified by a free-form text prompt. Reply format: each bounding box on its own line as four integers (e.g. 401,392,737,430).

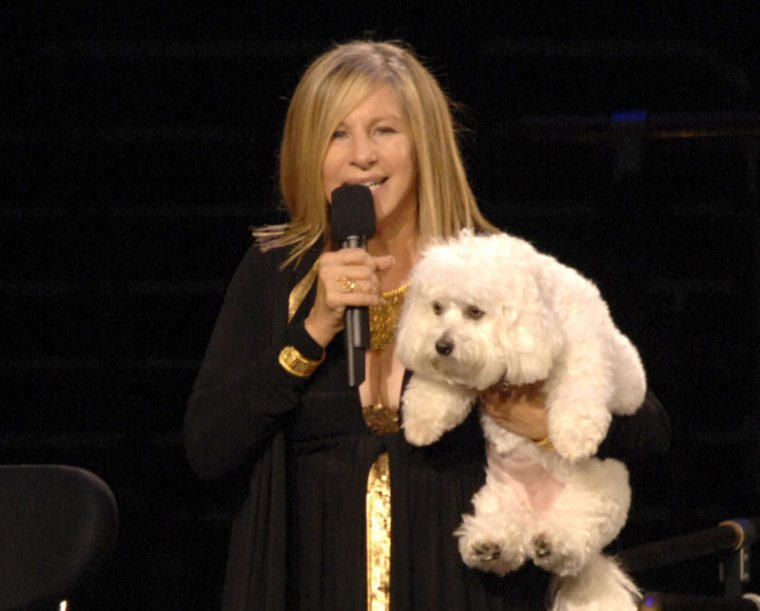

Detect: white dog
395,230,647,611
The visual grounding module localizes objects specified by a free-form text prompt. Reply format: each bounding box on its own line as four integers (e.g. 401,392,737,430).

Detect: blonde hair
254,40,498,267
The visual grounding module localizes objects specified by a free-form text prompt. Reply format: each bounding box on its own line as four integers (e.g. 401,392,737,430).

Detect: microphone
331,184,376,387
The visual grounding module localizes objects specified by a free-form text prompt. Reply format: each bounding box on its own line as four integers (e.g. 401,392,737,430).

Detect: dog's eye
465,305,485,320
432,301,444,315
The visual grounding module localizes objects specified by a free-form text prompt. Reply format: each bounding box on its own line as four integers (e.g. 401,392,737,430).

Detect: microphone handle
342,235,369,386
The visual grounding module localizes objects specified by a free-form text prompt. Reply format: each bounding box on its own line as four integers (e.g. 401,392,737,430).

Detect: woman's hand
480,381,549,441
304,249,395,348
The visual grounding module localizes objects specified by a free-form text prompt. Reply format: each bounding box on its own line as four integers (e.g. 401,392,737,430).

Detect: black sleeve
183,245,321,481
597,389,671,461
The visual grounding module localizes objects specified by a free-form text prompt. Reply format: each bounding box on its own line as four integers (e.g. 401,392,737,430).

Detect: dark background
4,2,760,608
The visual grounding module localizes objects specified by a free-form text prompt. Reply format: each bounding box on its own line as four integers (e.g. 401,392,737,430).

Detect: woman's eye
432,301,443,315
330,130,347,141
374,126,396,136
466,305,484,320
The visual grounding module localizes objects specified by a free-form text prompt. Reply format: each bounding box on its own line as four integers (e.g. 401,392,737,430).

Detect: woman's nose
350,134,377,168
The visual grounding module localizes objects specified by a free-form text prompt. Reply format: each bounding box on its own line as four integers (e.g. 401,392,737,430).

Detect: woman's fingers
481,382,548,440
334,275,376,297
319,249,388,307
305,249,394,347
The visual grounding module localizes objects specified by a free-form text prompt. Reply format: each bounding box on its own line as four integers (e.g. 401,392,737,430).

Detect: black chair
0,465,119,611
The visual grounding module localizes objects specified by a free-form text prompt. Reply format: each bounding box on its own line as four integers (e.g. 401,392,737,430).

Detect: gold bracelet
278,345,325,378
534,436,556,452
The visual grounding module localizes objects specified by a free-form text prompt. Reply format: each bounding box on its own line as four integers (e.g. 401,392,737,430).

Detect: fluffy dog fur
395,230,647,611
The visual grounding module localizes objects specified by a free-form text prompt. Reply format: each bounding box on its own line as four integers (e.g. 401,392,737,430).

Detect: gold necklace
369,282,410,351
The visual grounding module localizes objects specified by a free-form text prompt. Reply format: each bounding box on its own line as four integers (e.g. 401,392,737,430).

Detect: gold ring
339,276,357,293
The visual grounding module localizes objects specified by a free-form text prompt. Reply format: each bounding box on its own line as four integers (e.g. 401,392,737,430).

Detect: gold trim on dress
362,403,400,436
363,284,408,609
288,259,320,323
288,264,405,609
367,452,392,611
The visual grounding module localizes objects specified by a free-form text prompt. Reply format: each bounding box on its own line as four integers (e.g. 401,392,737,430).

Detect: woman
184,40,670,611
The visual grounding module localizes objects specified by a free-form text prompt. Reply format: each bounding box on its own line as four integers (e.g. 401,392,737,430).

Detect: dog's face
396,289,506,389
395,231,564,390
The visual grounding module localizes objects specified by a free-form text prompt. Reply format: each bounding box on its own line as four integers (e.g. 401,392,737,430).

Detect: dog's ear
497,283,564,385
394,282,426,370
500,307,563,383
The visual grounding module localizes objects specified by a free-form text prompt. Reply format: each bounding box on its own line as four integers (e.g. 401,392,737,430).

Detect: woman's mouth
349,177,387,192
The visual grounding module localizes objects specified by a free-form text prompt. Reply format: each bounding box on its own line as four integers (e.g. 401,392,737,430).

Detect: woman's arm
481,385,671,460
184,243,397,482
597,389,671,460
183,246,321,481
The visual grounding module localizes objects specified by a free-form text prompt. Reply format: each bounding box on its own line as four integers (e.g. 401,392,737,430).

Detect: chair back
0,464,118,610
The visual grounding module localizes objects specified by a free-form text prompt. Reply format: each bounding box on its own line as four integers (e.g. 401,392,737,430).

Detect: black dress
184,243,671,611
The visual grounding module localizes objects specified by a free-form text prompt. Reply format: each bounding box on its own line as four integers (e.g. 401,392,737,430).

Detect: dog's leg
545,398,611,463
608,330,647,415
544,308,646,460
456,473,532,575
528,458,631,577
543,340,615,462
401,375,476,446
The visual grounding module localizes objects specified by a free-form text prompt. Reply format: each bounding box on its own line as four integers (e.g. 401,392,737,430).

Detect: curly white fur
395,230,646,611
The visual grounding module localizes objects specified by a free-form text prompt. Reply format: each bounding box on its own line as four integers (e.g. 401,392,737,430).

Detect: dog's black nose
435,337,454,356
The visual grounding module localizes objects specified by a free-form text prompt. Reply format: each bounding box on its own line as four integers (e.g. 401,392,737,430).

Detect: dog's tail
549,554,640,611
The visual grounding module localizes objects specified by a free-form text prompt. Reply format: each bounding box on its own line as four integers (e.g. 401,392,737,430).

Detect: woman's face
322,85,418,229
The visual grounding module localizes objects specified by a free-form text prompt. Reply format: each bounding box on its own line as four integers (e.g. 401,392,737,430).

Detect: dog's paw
459,536,525,575
532,533,552,559
402,420,446,446
529,532,588,577
473,541,502,562
549,409,610,462
400,377,475,446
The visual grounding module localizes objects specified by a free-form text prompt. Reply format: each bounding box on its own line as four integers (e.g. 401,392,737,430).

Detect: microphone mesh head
331,185,376,242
